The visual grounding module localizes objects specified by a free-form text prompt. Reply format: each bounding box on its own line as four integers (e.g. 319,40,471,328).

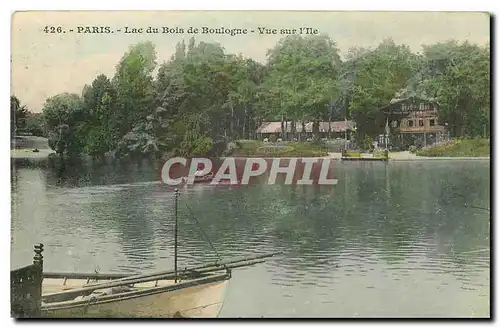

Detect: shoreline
388,157,490,161
327,151,490,161
11,148,55,160
386,150,490,161
11,149,490,162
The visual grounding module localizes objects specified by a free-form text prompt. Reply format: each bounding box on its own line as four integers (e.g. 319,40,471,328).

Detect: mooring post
174,189,179,283
32,243,44,317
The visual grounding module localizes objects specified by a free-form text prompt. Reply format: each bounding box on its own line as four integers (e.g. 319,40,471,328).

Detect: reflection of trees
11,166,51,268
81,183,169,271
176,161,489,277
44,158,162,188
11,159,490,277
384,162,490,264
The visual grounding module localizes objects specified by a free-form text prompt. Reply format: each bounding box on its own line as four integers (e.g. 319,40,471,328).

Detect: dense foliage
11,96,28,138
11,96,48,137
11,36,490,158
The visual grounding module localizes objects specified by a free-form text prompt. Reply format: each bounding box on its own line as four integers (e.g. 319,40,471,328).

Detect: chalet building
256,121,355,140
380,96,447,149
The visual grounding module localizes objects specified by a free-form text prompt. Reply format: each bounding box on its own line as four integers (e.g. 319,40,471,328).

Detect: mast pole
174,189,179,283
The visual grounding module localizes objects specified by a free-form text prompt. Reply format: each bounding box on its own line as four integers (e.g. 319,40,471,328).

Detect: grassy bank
415,139,490,157
230,140,328,157
342,149,389,159
345,150,361,158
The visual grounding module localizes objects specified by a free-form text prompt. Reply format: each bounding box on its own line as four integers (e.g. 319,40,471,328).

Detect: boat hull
42,275,229,318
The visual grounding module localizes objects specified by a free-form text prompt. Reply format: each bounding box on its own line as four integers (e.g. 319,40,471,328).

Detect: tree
42,93,85,157
112,42,157,141
260,35,342,140
348,39,418,137
222,55,265,139
33,36,490,161
24,112,47,137
11,96,28,137
82,74,116,157
417,41,490,137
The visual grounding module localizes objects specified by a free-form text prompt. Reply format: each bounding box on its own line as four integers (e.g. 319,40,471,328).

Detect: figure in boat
182,170,214,183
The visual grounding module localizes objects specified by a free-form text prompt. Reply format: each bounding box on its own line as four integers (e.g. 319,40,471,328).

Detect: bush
320,139,349,152
191,137,213,156
416,138,490,157
373,148,389,159
230,140,263,156
230,140,328,157
362,136,374,151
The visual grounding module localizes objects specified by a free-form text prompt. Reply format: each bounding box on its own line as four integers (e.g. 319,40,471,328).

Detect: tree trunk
284,120,288,141
243,107,247,140
312,120,320,140
236,116,240,139
280,115,285,140
328,115,332,139
230,105,234,139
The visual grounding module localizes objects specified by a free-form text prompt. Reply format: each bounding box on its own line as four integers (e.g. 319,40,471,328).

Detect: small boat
41,268,231,318
40,254,272,318
182,171,214,183
12,190,279,318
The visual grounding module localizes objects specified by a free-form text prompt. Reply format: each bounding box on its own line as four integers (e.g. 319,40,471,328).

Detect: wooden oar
85,258,266,288
44,272,129,280
42,258,267,302
80,251,281,287
44,251,281,281
42,272,230,305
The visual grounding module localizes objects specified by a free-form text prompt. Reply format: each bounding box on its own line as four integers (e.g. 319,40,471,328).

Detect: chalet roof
256,121,355,133
381,95,438,112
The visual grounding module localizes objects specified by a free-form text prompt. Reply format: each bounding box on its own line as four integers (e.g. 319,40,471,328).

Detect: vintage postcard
10,11,490,318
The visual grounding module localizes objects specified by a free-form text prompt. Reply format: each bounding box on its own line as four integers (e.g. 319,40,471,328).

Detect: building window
430,119,435,126
419,120,424,127
408,120,414,127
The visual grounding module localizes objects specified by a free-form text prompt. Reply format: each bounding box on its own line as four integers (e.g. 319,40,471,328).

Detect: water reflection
10,158,490,317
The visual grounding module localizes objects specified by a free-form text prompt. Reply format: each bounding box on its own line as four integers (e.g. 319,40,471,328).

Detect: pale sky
11,11,490,112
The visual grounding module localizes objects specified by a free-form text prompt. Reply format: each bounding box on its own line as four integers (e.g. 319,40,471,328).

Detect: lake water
11,159,491,318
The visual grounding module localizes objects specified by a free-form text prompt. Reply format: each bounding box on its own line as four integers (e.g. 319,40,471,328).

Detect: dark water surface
11,159,490,317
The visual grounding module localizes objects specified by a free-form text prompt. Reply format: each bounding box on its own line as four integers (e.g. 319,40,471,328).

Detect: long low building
256,120,355,140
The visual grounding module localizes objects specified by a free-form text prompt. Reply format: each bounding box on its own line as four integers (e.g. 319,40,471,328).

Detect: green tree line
11,95,46,138
11,36,490,159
